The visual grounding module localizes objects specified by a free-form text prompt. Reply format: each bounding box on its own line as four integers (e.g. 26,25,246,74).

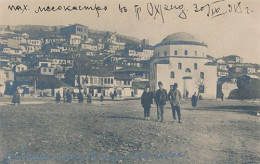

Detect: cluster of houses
0,24,154,98
0,24,259,99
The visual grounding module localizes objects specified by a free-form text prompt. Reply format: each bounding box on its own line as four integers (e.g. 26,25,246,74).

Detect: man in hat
141,85,154,120
154,81,168,122
168,83,182,123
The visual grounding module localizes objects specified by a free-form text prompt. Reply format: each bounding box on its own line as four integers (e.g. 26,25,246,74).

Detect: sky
0,0,259,63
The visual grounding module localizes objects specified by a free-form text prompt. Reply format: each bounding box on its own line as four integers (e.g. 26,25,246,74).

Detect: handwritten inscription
7,0,254,22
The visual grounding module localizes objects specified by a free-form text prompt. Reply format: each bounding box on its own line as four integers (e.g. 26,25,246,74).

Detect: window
104,78,107,84
108,78,111,84
170,72,175,78
90,77,93,84
43,68,46,72
111,79,114,84
174,50,178,55
199,85,205,93
200,72,204,79
178,63,182,70
195,51,197,56
185,68,191,73
185,50,188,55
194,63,198,70
49,68,52,72
164,51,167,56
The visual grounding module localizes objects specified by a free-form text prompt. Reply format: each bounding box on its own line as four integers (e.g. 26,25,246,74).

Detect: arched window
178,63,182,70
174,50,178,55
194,63,198,70
200,72,204,79
185,68,191,73
185,50,188,55
170,72,175,78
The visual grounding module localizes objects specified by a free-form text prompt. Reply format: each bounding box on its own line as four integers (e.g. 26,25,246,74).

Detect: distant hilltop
0,24,142,44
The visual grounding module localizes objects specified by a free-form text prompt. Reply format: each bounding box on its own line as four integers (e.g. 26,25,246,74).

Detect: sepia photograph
0,0,259,163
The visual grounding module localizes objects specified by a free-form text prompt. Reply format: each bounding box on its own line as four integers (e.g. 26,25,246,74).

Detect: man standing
12,89,21,105
56,91,61,103
191,92,198,108
168,83,182,123
141,85,154,120
154,81,167,122
220,92,224,101
78,90,84,103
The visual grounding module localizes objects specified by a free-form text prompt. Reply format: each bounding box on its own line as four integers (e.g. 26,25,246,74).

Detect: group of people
141,81,200,123
55,90,92,104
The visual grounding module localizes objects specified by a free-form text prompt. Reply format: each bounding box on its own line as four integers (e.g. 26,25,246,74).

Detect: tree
193,74,208,97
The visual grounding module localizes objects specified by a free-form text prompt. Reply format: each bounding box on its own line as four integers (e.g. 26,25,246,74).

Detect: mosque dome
161,32,206,46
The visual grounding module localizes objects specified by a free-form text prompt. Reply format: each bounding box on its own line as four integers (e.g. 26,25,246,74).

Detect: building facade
150,32,217,98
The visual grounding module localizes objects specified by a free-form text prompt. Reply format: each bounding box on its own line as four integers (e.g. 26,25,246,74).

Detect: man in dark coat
100,94,104,102
141,86,154,120
12,89,20,105
56,91,61,103
154,81,168,122
78,91,83,103
168,83,182,123
66,90,72,103
87,93,92,103
191,92,198,108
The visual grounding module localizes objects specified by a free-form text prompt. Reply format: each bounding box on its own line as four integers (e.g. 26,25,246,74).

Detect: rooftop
157,32,207,47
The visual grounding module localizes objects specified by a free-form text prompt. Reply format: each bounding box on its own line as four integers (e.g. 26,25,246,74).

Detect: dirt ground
0,97,259,164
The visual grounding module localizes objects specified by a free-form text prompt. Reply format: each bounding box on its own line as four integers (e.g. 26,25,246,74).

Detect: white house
150,32,217,99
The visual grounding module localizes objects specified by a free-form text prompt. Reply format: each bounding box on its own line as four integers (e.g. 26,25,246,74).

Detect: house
19,44,35,53
128,49,154,61
38,61,52,68
222,55,243,63
27,39,42,46
3,47,23,55
115,66,150,82
43,35,66,44
14,64,27,73
72,67,134,97
81,43,98,51
69,34,82,46
40,67,55,75
60,23,89,40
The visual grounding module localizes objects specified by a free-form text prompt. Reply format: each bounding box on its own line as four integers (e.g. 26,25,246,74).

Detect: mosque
150,32,217,99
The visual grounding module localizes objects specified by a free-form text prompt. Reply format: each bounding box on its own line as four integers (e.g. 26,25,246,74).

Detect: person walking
12,89,21,105
78,90,84,103
141,85,154,120
154,81,167,122
87,93,92,103
56,91,61,103
191,92,198,108
168,83,182,123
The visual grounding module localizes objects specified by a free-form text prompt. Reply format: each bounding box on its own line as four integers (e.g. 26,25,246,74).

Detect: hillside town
0,23,259,100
